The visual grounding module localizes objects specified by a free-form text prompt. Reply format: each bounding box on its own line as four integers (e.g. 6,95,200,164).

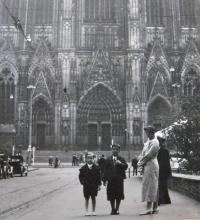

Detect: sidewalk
122,177,200,220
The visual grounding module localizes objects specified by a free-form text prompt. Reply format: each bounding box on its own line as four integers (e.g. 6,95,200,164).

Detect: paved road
0,168,200,220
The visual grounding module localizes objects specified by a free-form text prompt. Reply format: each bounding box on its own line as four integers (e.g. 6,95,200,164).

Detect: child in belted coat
79,152,101,216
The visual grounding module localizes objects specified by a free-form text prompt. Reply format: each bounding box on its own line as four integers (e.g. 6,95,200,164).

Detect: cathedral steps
22,150,142,163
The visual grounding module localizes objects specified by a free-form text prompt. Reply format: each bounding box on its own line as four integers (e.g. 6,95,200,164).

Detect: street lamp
10,94,14,99
11,128,16,155
124,129,131,162
27,85,36,165
10,93,15,154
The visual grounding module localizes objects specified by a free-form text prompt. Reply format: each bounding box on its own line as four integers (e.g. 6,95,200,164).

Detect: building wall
0,0,200,150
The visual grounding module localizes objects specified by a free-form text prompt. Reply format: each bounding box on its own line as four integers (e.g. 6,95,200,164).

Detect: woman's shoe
152,209,159,214
139,209,153,215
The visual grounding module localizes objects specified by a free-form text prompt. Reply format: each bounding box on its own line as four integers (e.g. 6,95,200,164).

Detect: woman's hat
157,134,166,141
144,125,156,133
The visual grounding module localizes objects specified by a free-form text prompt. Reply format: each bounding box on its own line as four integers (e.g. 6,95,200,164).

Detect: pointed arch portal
32,97,54,149
148,95,172,130
77,84,125,150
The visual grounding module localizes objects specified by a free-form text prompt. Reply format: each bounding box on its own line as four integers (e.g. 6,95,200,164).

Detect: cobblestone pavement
0,168,200,220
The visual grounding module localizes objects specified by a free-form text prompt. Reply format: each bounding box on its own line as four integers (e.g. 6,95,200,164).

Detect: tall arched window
148,96,171,128
85,0,115,22
0,0,20,25
146,0,165,27
35,0,53,25
183,69,199,96
179,0,196,26
0,68,15,124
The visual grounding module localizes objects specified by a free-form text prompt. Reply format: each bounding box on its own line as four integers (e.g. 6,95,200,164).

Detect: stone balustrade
169,173,200,201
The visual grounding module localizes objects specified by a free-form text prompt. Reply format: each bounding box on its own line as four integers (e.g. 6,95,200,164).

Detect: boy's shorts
83,185,98,200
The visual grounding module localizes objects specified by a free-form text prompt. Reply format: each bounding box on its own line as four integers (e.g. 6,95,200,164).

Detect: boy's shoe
115,210,120,215
85,212,90,216
110,209,115,215
91,212,96,216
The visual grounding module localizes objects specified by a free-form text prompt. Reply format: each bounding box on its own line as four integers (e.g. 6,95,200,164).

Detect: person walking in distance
98,154,106,180
103,144,128,215
131,157,138,176
138,126,160,215
79,152,101,216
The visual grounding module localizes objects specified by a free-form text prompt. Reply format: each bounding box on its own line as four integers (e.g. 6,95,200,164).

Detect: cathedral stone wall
0,0,200,150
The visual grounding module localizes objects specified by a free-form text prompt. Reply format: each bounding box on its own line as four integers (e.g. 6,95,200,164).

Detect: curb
28,167,39,172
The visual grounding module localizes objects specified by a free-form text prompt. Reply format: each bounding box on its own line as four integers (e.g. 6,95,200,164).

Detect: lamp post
27,85,36,165
11,128,16,155
10,93,15,155
124,129,131,162
32,146,35,166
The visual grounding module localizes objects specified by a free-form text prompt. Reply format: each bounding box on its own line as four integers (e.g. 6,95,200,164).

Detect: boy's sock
85,198,89,215
91,196,96,212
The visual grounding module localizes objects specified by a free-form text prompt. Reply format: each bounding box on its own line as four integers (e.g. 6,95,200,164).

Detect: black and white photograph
0,0,200,219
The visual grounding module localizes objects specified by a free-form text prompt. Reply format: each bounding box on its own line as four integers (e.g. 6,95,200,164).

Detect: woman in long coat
157,135,171,205
138,126,160,215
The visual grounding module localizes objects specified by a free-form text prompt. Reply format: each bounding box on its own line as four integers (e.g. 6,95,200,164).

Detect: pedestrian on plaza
48,156,53,166
79,153,84,164
54,157,60,168
72,154,76,166
131,157,138,176
157,135,172,205
138,125,160,215
102,144,128,215
84,149,88,162
0,156,4,179
98,154,106,180
79,152,101,216
75,154,79,166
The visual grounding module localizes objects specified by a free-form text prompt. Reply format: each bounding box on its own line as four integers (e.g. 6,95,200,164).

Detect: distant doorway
148,95,172,128
37,124,46,148
101,123,111,150
88,124,98,149
33,98,54,149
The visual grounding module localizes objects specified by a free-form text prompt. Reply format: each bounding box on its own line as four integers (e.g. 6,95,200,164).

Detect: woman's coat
138,138,160,202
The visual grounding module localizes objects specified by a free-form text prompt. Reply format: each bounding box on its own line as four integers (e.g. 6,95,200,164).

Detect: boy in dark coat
103,144,128,215
79,152,101,216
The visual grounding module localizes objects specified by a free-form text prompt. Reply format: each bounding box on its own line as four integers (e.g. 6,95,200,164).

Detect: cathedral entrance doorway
77,83,125,150
87,123,111,150
88,123,98,148
32,98,54,149
101,123,111,150
148,95,172,130
36,123,46,148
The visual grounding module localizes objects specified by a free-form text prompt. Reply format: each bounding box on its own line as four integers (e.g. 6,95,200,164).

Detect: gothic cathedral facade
0,0,200,150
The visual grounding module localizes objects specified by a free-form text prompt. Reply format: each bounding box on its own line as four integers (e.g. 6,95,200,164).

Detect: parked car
9,155,28,177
